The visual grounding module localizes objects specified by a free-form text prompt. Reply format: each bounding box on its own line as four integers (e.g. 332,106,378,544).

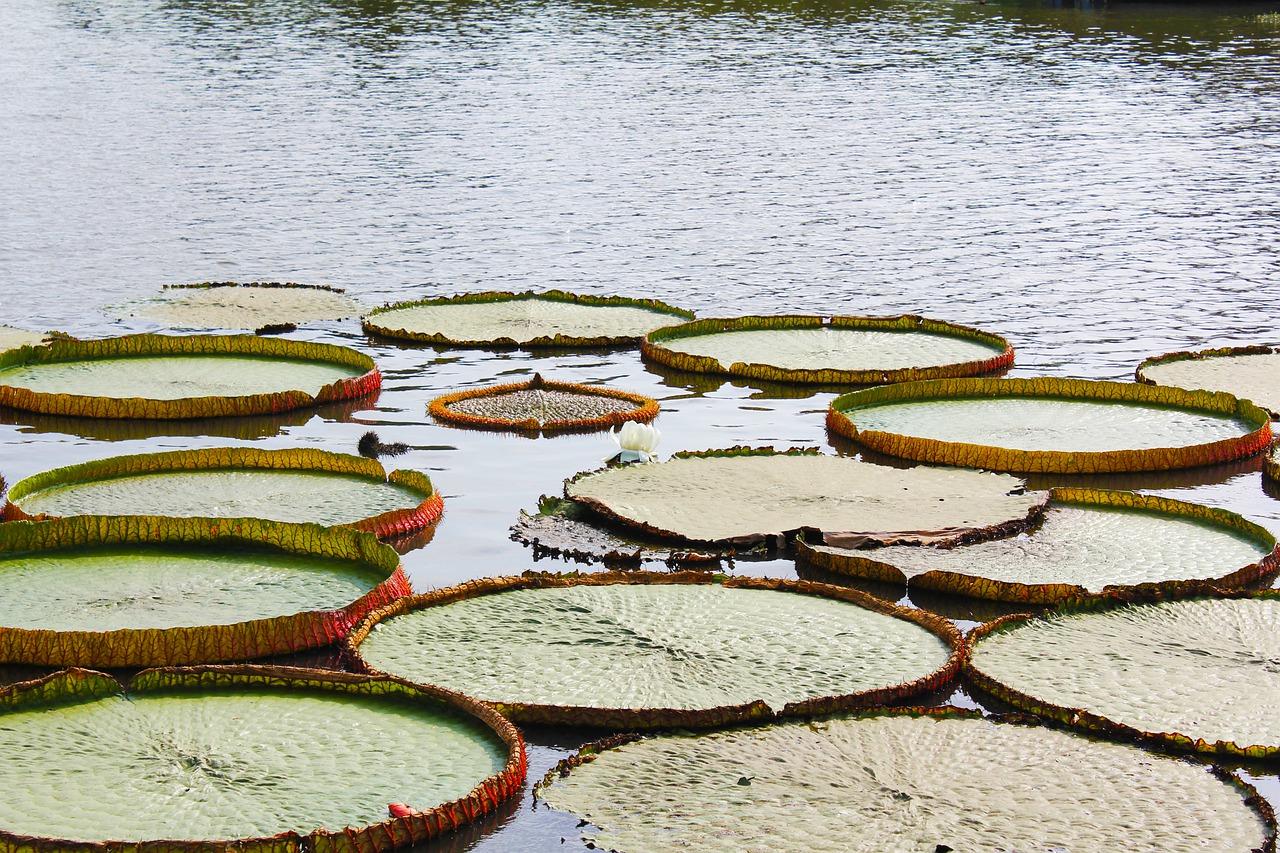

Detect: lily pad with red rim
2,447,442,540
0,666,526,851
0,515,411,667
0,334,380,419
428,373,658,435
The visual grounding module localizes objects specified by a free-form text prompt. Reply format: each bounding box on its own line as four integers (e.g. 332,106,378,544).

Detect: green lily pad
348,573,961,729
829,377,1272,473
3,447,442,539
641,314,1013,384
536,709,1272,853
798,488,1278,604
967,591,1280,759
0,335,380,419
109,282,359,331
1138,345,1280,417
0,667,526,849
0,516,410,667
363,290,693,348
564,448,1048,547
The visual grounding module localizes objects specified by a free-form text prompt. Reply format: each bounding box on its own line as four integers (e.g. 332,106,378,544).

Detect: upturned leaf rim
1,446,442,540
641,313,1014,384
827,376,1273,473
797,487,1280,605
0,334,380,420
0,515,411,668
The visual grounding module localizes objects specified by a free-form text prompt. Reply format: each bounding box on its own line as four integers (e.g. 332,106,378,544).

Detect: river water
3,0,1280,849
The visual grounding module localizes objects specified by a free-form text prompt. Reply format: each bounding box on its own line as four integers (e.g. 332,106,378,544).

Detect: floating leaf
0,326,45,353
348,573,962,729
0,666,525,850
109,281,359,331
1138,345,1280,417
828,376,1272,473
564,448,1048,547
967,590,1280,759
511,496,729,568
798,488,1278,604
536,708,1273,853
363,290,693,348
0,334,380,419
642,314,1013,384
3,447,442,540
0,516,410,667
429,374,658,434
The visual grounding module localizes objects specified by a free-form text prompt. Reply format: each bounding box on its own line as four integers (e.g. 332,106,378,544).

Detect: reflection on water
5,0,1280,847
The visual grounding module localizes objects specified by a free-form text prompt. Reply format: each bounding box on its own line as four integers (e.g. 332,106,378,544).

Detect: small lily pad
536,709,1273,853
429,373,658,434
0,334,380,419
348,573,962,729
798,488,1278,604
363,290,693,348
0,667,526,849
642,314,1013,384
109,282,359,331
3,447,442,540
1138,345,1280,417
829,377,1272,473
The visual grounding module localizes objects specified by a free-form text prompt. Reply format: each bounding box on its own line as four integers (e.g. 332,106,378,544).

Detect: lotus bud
608,421,661,464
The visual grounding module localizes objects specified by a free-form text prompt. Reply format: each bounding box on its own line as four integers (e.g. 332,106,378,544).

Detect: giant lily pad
363,290,693,348
0,666,526,850
2,447,443,539
967,591,1280,759
1138,345,1280,417
536,709,1273,853
828,377,1272,473
641,314,1013,384
110,282,359,331
798,488,1279,604
429,373,659,434
564,448,1048,547
0,334,380,419
348,573,962,729
0,516,411,667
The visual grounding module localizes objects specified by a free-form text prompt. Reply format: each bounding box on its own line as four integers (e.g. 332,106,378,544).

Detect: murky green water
3,0,1280,849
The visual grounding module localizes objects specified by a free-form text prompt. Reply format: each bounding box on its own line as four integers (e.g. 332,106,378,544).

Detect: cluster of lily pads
0,285,1278,851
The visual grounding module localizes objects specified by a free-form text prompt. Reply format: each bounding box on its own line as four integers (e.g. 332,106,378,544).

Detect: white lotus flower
608,421,661,464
